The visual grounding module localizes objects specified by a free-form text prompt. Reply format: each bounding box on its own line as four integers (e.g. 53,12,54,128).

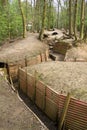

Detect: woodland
0,0,87,44
0,1,87,130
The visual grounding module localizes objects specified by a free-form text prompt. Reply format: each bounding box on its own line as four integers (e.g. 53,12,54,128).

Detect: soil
0,33,48,63
0,74,57,130
0,32,87,130
65,44,87,61
24,61,87,103
0,32,57,130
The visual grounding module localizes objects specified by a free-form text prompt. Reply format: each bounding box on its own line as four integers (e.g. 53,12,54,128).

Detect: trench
0,62,13,88
0,62,9,76
0,62,57,130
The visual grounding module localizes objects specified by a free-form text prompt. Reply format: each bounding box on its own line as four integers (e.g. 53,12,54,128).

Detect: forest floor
65,43,87,61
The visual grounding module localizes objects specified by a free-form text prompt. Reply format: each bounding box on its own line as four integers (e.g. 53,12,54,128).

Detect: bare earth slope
0,74,48,130
65,44,87,61
0,33,48,63
25,61,87,102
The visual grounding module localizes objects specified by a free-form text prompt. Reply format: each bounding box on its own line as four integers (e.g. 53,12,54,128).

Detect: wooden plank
45,97,58,121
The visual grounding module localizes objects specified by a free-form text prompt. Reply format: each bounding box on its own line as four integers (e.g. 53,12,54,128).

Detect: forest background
0,0,87,44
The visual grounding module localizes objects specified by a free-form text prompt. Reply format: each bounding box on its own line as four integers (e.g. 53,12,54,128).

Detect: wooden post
25,56,27,67
25,67,27,94
18,67,20,90
33,70,38,102
58,93,71,130
9,76,16,92
43,84,46,111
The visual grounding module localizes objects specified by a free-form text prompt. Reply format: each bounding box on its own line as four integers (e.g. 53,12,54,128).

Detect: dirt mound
65,44,87,61
0,74,48,130
24,61,87,102
0,33,48,63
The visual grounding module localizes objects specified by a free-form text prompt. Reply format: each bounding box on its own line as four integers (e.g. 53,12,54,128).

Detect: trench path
0,34,57,130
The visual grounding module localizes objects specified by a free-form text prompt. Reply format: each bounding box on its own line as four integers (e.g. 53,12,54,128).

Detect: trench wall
19,68,87,130
53,41,72,55
8,50,49,81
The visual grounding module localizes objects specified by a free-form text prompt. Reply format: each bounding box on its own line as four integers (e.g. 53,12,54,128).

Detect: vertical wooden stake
58,93,71,130
43,84,46,111
33,70,38,102
25,68,27,94
18,67,20,90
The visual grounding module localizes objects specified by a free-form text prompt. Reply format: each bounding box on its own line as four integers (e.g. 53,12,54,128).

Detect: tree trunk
32,0,36,32
18,0,26,38
57,0,61,29
8,1,11,40
1,0,7,6
26,0,28,24
47,0,53,30
47,0,51,30
39,0,46,40
69,0,73,35
73,0,78,40
80,0,85,40
35,0,40,32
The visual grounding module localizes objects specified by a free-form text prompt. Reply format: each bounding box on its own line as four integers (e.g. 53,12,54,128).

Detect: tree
80,0,85,40
47,0,53,30
39,0,46,40
26,0,28,24
18,0,26,38
73,0,78,40
35,0,41,32
1,0,8,6
58,1,68,29
32,0,35,31
56,0,61,29
69,0,73,35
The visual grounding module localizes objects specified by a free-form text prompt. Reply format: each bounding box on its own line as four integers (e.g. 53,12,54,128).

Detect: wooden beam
58,93,71,130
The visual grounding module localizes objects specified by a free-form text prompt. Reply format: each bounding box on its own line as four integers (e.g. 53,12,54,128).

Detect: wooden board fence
19,68,87,130
35,81,46,110
8,49,49,82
